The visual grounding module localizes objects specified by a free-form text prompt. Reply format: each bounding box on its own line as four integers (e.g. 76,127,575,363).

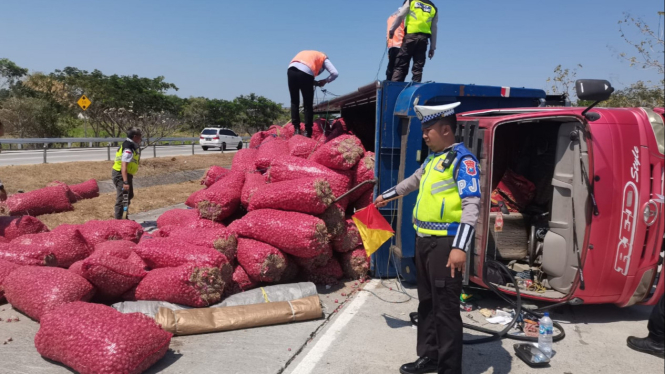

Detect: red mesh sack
93,240,147,270
236,238,287,283
231,148,259,173
325,118,350,142
340,248,370,279
231,265,258,293
333,219,363,253
352,189,374,211
167,227,238,262
0,259,20,302
157,208,225,230
7,229,92,268
348,151,375,203
0,236,6,243
194,171,245,222
241,172,267,208
229,209,330,259
282,122,304,139
69,179,99,201
318,203,346,237
248,178,334,215
249,131,269,148
265,156,352,203
254,138,289,170
0,215,49,241
3,266,94,320
309,135,365,171
56,220,144,246
201,165,231,188
134,238,229,270
134,264,227,307
3,186,73,216
0,242,55,266
288,134,320,158
303,257,344,285
293,244,333,270
47,181,77,203
80,252,147,299
68,260,84,276
35,302,172,374
185,188,205,208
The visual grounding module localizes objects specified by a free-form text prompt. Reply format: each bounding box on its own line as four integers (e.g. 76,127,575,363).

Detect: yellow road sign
77,95,91,111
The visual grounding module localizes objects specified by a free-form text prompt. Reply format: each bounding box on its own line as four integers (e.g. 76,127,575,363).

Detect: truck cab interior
478,115,591,299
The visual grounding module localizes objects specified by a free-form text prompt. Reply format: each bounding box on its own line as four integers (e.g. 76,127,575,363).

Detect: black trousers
392,33,430,83
415,236,463,374
648,295,664,341
386,47,402,81
287,67,315,136
112,170,134,219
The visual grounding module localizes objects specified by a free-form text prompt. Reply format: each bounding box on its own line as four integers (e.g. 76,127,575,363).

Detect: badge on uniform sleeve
463,159,477,176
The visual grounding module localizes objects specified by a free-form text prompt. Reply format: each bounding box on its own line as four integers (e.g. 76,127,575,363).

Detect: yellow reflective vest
406,0,437,35
112,141,140,175
413,145,478,236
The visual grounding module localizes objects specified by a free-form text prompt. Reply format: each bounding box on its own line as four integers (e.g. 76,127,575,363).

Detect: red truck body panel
463,107,664,307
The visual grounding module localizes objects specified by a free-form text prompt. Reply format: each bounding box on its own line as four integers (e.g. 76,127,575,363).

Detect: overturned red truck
315,79,664,307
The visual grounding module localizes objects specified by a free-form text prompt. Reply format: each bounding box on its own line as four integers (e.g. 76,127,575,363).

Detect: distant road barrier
0,137,251,163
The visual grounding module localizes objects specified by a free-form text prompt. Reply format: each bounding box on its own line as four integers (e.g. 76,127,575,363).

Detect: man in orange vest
386,3,407,81
288,51,339,138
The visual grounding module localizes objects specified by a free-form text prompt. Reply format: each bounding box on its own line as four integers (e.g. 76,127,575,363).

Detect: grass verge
0,153,233,193
38,180,204,229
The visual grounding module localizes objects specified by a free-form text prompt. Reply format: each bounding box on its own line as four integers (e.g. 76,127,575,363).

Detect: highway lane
0,144,241,166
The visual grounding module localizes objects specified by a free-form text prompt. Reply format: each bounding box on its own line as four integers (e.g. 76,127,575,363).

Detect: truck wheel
237,142,243,150
202,146,209,151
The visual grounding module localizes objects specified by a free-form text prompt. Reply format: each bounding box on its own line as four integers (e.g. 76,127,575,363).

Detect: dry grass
38,180,205,229
0,153,234,194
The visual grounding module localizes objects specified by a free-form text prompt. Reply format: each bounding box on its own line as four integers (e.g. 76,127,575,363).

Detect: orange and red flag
352,203,395,257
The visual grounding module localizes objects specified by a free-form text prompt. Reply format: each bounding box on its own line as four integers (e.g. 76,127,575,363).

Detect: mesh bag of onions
3,186,73,216
201,165,231,188
0,215,49,241
309,135,365,171
236,238,287,283
3,266,94,321
134,264,228,307
248,178,334,215
35,301,172,374
229,209,330,259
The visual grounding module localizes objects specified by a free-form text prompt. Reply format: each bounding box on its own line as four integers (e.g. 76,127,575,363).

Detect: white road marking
289,279,378,374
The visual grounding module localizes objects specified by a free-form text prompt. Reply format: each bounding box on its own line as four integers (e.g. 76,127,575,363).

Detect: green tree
546,64,583,102
207,99,239,129
0,96,71,138
614,11,664,75
0,58,28,90
233,93,286,135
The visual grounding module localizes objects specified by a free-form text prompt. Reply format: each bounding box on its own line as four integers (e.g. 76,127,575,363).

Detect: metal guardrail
0,136,252,164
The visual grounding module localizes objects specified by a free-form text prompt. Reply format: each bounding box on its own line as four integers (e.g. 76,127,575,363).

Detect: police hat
414,102,461,129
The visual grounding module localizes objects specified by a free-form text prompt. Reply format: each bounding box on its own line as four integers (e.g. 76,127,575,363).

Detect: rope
374,44,389,82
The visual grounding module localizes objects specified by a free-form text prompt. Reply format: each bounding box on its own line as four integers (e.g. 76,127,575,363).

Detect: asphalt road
0,145,241,166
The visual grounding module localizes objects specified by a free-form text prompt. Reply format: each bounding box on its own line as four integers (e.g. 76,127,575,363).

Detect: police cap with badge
414,102,461,130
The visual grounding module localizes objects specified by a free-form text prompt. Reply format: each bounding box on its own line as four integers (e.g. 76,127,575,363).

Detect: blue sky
1,0,662,106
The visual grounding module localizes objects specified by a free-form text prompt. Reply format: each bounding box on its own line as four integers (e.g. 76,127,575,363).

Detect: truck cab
315,80,664,307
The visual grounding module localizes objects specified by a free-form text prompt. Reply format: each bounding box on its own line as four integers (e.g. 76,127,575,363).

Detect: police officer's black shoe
293,128,301,135
304,130,313,138
399,357,437,374
627,336,665,358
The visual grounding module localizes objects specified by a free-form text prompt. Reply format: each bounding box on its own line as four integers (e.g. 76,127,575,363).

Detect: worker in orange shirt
386,2,407,81
288,51,339,138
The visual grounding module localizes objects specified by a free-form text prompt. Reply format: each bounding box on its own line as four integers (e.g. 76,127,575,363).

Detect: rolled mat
155,295,322,336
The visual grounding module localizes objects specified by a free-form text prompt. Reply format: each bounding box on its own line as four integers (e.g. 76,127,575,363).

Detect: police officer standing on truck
288,50,339,138
389,0,438,83
112,127,142,219
375,103,480,374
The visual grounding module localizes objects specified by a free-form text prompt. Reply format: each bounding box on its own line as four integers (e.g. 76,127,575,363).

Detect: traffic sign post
77,95,91,111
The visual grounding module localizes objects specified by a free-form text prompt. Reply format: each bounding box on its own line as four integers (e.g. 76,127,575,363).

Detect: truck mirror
575,80,614,102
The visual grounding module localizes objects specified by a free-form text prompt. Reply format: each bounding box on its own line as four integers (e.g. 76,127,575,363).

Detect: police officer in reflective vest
386,2,407,81
375,103,480,374
288,50,339,138
112,127,142,219
389,0,438,83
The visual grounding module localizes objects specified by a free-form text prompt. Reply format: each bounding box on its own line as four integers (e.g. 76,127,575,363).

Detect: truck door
456,120,484,286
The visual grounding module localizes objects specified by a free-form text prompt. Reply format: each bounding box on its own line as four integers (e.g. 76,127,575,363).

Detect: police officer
386,2,407,81
112,127,142,219
389,0,438,83
288,50,339,138
627,295,664,358
375,103,480,374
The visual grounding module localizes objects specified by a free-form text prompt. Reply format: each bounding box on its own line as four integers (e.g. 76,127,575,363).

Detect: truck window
642,108,664,155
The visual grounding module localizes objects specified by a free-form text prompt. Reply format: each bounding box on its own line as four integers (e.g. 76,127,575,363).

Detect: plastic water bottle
538,312,554,357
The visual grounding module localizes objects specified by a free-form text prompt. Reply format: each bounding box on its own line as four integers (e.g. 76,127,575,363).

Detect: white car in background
199,128,243,151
